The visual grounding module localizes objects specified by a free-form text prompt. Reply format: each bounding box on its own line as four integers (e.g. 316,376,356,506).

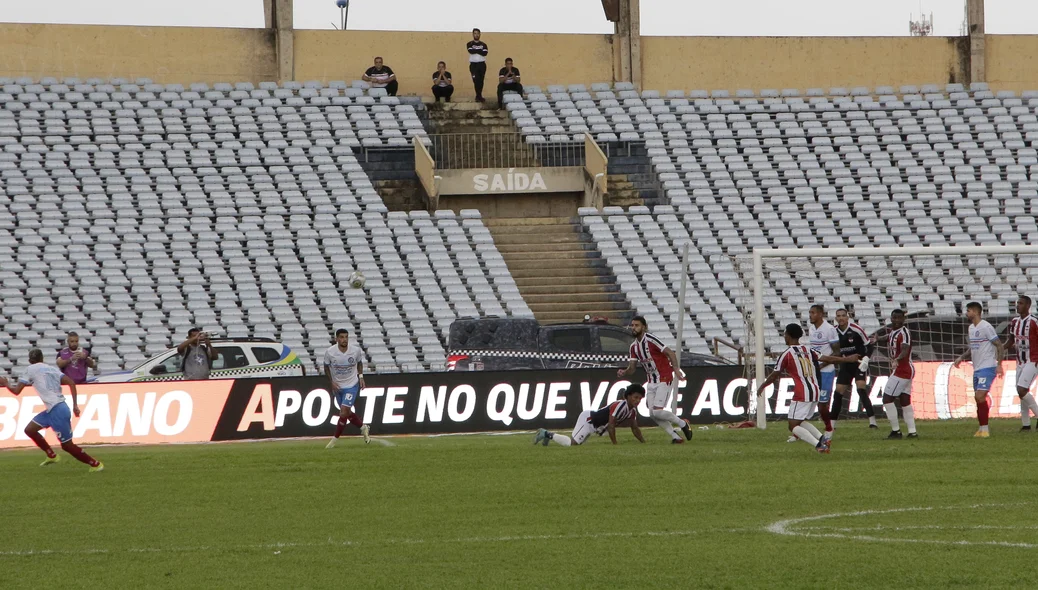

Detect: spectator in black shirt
497,57,523,107
363,57,398,96
431,61,454,103
466,28,489,102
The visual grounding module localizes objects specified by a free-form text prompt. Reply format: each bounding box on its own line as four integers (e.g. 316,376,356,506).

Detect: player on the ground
324,328,370,448
807,304,840,439
0,349,103,471
954,301,1005,438
882,309,917,439
1006,295,1038,431
618,316,693,444
831,308,878,430
757,323,849,454
534,385,646,447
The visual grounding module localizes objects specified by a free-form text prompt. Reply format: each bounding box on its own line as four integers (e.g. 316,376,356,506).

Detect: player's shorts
973,367,997,392
1016,362,1038,390
818,372,835,403
836,365,867,386
571,410,605,445
31,401,73,444
335,384,361,408
788,400,816,421
883,376,912,398
645,381,673,409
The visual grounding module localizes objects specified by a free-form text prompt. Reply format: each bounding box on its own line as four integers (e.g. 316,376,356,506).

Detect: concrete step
518,283,620,295
508,266,606,279
485,217,573,226
487,223,575,235
523,292,625,305
528,301,630,313
498,250,598,261
536,310,634,324
491,233,583,245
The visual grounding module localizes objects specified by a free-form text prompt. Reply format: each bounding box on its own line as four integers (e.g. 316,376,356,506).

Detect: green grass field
2,418,1036,589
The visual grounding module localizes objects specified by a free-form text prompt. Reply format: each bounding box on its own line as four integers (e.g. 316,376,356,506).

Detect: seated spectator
363,57,398,96
497,57,523,107
431,61,454,103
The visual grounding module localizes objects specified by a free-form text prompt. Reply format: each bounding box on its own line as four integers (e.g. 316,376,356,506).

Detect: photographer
56,331,96,384
177,328,218,380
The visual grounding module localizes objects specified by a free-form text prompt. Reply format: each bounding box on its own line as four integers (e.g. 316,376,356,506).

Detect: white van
91,339,306,383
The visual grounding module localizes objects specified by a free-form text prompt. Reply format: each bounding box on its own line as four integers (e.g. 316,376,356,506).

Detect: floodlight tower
337,0,350,31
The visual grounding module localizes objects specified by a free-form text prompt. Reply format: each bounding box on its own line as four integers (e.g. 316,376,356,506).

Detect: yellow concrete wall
294,30,614,98
986,35,1038,93
0,24,276,84
641,36,966,93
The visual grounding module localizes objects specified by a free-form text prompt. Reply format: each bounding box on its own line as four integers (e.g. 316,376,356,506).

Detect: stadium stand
0,77,532,374
514,82,1038,354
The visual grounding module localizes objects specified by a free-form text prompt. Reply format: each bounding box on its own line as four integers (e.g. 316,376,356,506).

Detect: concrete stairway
486,217,633,325
602,141,664,209
426,101,539,169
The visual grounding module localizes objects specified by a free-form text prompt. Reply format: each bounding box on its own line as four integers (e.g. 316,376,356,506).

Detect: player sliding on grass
882,309,917,439
617,316,693,444
758,323,853,454
1006,295,1038,431
534,385,646,446
954,301,1004,438
0,349,103,472
324,328,370,448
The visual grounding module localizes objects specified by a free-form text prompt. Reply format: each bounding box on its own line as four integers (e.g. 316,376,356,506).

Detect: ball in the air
348,271,366,289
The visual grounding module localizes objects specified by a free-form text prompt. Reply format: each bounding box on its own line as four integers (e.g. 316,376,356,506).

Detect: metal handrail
428,133,586,170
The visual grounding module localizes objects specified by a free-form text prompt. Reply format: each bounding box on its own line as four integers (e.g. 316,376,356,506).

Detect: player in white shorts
1007,295,1038,431
882,309,917,439
618,316,693,444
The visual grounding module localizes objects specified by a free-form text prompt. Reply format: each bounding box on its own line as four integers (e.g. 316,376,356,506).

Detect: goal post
741,244,1038,430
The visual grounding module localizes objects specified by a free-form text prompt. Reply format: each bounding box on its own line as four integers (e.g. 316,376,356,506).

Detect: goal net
733,245,1038,429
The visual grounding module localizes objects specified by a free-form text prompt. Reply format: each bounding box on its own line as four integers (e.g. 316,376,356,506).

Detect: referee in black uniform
467,28,489,102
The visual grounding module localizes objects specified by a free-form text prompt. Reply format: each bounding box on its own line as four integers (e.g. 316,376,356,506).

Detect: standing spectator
432,61,454,103
56,331,95,385
467,28,489,102
363,57,398,96
497,57,523,107
177,328,218,380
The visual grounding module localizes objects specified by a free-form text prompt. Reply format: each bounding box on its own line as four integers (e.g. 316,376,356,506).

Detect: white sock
980,425,990,433
801,422,823,439
651,409,682,440
903,405,916,434
550,433,572,447
792,425,820,446
1022,393,1038,427
830,420,838,430
884,402,900,432
869,415,877,426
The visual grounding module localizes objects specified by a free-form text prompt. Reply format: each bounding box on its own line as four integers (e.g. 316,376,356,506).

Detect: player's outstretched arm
663,347,686,380
820,353,859,365
0,376,24,395
629,420,645,443
61,375,81,417
607,415,618,445
617,360,636,378
755,369,782,396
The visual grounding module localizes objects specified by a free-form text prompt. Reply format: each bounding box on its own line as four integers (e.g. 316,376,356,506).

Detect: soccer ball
348,271,366,289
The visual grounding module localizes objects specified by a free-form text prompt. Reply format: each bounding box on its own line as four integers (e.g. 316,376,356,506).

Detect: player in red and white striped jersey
757,323,849,454
618,316,693,444
882,309,917,439
533,385,646,447
1007,296,1038,430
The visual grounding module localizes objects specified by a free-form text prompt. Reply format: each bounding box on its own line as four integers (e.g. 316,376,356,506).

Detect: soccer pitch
2,420,1036,589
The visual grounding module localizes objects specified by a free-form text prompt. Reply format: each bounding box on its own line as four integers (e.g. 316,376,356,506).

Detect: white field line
0,527,755,558
765,503,1038,549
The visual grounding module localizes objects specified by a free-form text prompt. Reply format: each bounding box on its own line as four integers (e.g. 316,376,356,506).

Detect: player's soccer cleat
533,429,548,446
868,424,879,429
815,441,830,454
671,438,684,444
974,429,990,438
680,419,693,441
887,430,903,440
786,435,798,443
361,424,371,444
88,462,104,473
325,438,337,449
1021,425,1032,432
39,455,60,467
906,432,919,438
821,435,832,451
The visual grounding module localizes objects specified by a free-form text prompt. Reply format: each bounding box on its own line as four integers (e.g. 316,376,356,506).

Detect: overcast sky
0,0,1035,36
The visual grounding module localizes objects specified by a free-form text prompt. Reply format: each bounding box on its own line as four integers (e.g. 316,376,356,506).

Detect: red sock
334,417,346,438
27,431,56,458
60,442,99,467
818,402,833,432
348,412,362,428
977,399,990,426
